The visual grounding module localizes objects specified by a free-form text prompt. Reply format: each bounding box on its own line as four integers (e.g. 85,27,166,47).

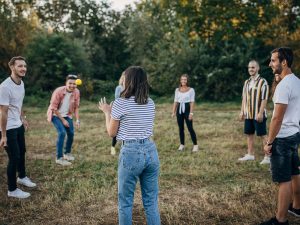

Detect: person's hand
76,120,80,129
264,144,272,156
172,112,175,118
98,97,111,115
0,136,7,148
256,113,263,123
188,113,193,121
22,118,29,131
62,119,70,128
239,112,244,121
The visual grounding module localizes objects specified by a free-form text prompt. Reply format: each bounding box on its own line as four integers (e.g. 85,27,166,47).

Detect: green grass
0,102,299,225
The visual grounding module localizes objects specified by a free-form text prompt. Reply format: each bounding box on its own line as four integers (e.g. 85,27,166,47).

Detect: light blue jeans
118,139,160,225
52,116,74,159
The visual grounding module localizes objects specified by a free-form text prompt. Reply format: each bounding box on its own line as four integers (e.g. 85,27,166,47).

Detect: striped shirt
111,96,155,140
242,75,269,120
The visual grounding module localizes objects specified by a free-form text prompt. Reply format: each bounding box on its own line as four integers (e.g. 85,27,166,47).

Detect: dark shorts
271,132,300,183
244,118,267,136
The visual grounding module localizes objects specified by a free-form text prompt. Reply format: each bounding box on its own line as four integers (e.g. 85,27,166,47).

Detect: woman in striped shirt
98,66,160,225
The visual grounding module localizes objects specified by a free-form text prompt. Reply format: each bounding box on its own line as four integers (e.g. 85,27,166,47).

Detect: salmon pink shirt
47,86,80,122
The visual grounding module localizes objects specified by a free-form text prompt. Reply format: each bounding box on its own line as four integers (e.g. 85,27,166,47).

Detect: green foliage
80,79,116,101
24,33,91,94
1,0,300,102
123,0,294,101
0,0,35,79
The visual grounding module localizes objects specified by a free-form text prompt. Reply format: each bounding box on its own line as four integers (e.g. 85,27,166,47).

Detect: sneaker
192,145,199,152
17,176,37,188
8,188,30,199
56,158,72,166
259,217,289,225
178,145,185,151
64,153,75,161
260,156,271,165
238,154,255,161
111,147,116,156
288,203,300,217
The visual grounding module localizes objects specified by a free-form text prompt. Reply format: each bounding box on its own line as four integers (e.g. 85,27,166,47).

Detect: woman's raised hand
98,97,111,115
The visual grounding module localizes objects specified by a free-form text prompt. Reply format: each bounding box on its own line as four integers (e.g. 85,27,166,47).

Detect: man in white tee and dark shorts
260,47,300,225
0,56,36,199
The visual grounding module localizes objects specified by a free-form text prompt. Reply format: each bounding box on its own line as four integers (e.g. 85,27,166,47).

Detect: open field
0,102,299,225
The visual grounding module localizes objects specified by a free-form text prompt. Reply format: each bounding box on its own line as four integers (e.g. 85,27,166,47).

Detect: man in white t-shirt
0,56,36,199
260,47,300,225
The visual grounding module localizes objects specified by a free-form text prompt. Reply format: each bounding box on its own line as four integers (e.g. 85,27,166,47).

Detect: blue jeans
52,116,74,159
118,139,160,225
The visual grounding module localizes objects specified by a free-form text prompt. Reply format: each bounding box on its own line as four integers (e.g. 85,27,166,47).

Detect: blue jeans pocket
148,144,160,166
120,149,144,173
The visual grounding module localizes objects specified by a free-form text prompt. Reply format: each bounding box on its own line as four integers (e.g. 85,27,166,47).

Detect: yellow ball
75,79,82,86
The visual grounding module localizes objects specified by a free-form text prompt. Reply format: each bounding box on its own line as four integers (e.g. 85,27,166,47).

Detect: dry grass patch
0,102,299,224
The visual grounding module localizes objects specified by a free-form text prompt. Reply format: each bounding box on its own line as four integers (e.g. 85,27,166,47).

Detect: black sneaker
288,203,300,217
259,217,289,225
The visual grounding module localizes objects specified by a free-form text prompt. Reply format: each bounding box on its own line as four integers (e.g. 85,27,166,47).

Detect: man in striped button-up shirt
238,60,270,164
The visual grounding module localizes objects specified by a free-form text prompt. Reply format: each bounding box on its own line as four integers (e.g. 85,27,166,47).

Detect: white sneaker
192,145,199,152
111,147,116,155
8,188,30,199
17,176,37,188
260,156,271,165
238,154,255,161
178,145,185,151
56,158,72,166
64,153,75,161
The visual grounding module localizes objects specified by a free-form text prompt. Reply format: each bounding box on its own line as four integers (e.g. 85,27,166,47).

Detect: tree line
0,0,299,101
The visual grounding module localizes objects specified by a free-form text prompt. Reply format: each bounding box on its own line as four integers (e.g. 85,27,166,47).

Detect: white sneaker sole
17,182,36,188
288,209,300,217
8,193,31,199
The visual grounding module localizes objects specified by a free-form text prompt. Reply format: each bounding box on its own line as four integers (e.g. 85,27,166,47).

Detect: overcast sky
109,0,138,11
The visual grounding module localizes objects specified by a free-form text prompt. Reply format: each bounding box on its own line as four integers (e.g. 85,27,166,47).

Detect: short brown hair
8,56,26,67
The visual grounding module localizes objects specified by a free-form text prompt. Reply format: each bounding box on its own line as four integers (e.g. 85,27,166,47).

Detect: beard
14,70,25,78
273,64,283,75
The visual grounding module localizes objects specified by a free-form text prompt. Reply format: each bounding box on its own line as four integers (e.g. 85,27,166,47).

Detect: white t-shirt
174,88,195,114
58,92,72,117
273,74,300,138
0,77,24,130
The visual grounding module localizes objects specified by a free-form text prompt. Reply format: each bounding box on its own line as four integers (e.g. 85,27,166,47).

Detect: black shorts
244,118,267,136
271,132,300,183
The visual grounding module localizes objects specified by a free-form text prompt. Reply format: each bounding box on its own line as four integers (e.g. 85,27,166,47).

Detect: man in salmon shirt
47,75,80,166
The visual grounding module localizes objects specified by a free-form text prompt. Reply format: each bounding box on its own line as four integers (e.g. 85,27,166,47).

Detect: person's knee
58,131,66,138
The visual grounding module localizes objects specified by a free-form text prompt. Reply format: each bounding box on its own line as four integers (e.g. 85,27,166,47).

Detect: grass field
0,101,299,225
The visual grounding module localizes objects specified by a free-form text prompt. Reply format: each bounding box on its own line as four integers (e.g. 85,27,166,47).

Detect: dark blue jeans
52,116,74,159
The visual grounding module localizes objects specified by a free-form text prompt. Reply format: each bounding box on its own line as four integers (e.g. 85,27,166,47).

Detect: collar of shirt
248,74,260,81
